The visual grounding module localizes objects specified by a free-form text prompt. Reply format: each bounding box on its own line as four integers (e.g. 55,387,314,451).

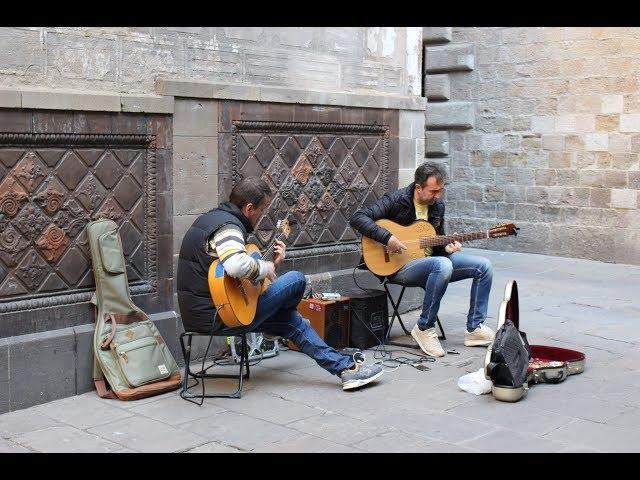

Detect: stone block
611,189,637,209
21,88,121,111
425,44,474,73
0,89,21,108
121,94,174,114
72,324,94,395
398,168,414,187
620,114,640,132
424,74,450,100
8,328,76,411
426,102,474,129
173,98,218,137
423,27,452,43
399,138,417,169
601,94,624,114
541,135,564,151
584,133,609,151
399,110,425,139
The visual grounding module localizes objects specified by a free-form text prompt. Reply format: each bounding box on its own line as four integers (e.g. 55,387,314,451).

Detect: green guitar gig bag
86,218,181,400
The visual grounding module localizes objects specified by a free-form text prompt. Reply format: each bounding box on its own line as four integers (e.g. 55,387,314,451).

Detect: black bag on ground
486,319,531,387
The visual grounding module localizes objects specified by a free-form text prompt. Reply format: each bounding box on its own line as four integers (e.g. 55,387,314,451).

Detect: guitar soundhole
383,246,390,263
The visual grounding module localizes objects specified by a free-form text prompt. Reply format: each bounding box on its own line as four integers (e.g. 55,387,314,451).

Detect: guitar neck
261,232,285,261
420,230,488,248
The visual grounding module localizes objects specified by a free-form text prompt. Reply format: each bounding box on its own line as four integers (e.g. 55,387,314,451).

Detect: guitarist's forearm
221,252,268,281
350,210,392,245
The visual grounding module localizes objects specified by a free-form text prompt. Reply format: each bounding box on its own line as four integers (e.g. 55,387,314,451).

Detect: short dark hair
229,176,272,209
414,161,447,186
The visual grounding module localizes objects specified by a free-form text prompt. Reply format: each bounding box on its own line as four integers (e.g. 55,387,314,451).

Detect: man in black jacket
177,176,383,390
350,162,494,357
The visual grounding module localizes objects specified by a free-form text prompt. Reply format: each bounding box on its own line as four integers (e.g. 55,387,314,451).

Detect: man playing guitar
350,161,495,357
177,176,383,390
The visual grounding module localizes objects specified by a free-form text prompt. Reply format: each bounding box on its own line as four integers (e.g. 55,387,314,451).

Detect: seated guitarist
177,176,383,390
350,161,495,357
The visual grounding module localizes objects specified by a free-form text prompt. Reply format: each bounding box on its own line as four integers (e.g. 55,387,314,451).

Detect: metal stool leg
383,283,421,349
179,332,249,405
383,282,447,345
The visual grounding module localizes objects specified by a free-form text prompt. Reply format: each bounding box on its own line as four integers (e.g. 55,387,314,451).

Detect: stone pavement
1,248,639,453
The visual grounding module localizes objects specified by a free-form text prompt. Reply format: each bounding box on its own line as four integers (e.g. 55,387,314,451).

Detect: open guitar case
484,280,586,402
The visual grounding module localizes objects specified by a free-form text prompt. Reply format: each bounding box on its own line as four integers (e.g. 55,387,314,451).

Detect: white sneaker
464,323,495,347
411,325,445,357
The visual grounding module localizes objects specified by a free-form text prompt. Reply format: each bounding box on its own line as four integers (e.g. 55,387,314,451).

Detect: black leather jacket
350,182,448,257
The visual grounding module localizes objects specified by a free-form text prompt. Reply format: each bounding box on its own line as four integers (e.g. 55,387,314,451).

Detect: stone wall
426,27,640,265
0,27,422,97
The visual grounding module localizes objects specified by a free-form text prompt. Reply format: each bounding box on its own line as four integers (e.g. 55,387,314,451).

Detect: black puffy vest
176,202,253,333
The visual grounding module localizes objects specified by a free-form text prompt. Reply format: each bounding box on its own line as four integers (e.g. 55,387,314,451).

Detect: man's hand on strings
273,240,286,268
445,237,462,254
386,235,408,255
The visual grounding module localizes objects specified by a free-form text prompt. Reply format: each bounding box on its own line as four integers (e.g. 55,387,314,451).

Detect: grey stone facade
0,28,422,97
424,27,640,265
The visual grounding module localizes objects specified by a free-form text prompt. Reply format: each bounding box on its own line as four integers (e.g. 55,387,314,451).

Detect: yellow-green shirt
414,200,429,221
414,200,432,257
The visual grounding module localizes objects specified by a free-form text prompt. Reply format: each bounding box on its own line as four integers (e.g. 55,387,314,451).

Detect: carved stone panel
225,121,389,255
0,134,157,312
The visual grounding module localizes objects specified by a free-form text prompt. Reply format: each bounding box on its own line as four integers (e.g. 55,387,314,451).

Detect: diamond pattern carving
112,176,141,211
338,154,358,184
76,174,107,212
327,211,349,240
0,176,28,217
36,224,70,262
316,192,337,222
291,155,314,186
304,210,325,243
34,178,66,215
129,154,144,187
16,251,49,291
265,155,289,189
303,176,325,204
13,152,47,193
254,138,276,168
351,138,369,167
57,247,89,285
280,176,302,207
54,199,89,238
118,221,142,256
56,151,86,189
231,122,389,254
94,197,125,222
304,138,325,167
113,149,140,166
0,224,30,267
94,151,125,189
293,193,312,226
0,134,155,303
14,204,50,241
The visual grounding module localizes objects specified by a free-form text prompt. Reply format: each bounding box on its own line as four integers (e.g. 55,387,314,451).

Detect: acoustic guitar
361,219,518,277
208,218,292,328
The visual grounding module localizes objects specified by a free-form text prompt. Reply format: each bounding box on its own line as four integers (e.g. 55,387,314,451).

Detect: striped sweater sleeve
207,225,268,281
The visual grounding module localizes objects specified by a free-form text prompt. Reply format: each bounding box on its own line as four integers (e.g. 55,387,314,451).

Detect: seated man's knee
281,270,306,297
435,256,454,277
478,257,493,276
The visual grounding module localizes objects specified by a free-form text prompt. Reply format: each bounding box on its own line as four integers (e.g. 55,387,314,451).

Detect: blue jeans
218,271,354,376
388,253,493,331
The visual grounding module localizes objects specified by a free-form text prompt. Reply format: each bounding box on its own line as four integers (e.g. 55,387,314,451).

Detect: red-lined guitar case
484,280,586,402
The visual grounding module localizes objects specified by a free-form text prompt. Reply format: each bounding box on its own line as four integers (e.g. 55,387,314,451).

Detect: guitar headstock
489,222,519,238
276,218,292,239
